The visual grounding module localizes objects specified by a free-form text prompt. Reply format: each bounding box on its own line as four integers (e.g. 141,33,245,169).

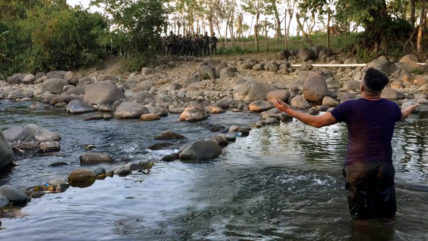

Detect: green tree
92,0,166,57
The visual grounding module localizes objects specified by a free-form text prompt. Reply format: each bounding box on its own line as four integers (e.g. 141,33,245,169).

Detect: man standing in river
272,68,419,222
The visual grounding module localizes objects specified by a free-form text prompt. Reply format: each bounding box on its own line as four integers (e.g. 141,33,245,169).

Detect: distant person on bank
272,68,419,221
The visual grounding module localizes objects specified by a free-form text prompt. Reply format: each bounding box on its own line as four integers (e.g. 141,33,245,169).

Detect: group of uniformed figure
163,31,218,56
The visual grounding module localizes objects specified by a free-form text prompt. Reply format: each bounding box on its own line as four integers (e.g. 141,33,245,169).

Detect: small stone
140,113,161,121
229,125,240,133
161,153,178,162
49,161,68,167
116,166,131,177
238,127,251,137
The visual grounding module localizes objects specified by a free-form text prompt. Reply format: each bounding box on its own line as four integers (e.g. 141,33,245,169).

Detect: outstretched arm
272,99,337,128
401,104,420,121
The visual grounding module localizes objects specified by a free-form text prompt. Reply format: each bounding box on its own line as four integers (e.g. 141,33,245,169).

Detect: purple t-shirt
331,98,402,165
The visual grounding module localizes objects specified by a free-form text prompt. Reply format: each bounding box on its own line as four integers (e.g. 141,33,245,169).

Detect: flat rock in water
155,131,185,140
0,185,29,205
148,142,173,150
48,161,68,167
80,153,113,165
67,100,96,114
179,106,208,122
39,141,60,153
24,124,61,142
140,113,160,121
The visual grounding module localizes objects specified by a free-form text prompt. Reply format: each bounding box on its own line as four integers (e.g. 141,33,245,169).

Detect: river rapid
0,100,427,241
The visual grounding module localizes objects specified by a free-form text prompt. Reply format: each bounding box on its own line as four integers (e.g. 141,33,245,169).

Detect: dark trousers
343,161,396,220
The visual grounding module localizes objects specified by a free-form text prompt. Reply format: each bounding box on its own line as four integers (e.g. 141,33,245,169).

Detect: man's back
332,98,402,165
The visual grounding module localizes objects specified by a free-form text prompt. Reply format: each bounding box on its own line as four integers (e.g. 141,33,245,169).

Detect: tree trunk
255,12,260,52
327,8,331,49
224,20,228,48
284,8,288,50
417,0,426,54
272,0,281,47
296,13,312,45
230,19,235,48
410,0,416,28
208,14,214,36
265,24,269,52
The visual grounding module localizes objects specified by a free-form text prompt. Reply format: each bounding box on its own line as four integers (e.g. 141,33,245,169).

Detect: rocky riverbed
0,49,427,234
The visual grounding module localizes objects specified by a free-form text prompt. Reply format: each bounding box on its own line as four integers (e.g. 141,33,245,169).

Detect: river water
0,100,427,241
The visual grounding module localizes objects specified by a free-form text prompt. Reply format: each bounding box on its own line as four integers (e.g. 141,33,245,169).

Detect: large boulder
24,124,61,142
179,106,208,122
0,131,14,169
0,185,29,205
84,80,125,105
302,72,329,102
179,139,222,161
3,125,40,151
367,56,397,76
68,169,96,188
66,100,96,114
114,102,148,119
291,95,311,109
42,78,68,94
233,78,273,103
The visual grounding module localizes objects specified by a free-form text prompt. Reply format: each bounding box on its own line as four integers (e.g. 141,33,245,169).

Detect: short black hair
363,68,389,92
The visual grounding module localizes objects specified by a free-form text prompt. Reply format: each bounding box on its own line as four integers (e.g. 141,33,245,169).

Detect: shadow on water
0,101,427,240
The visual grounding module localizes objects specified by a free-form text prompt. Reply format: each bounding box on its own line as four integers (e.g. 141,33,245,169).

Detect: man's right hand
401,104,420,121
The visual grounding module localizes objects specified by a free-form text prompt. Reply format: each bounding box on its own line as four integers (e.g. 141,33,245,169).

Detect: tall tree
242,0,265,51
417,0,426,54
265,0,282,47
